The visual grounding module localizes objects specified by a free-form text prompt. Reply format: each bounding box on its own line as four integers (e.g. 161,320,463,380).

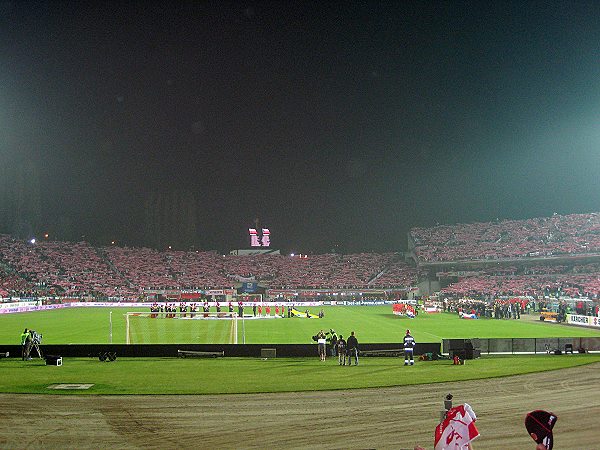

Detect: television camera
312,329,335,342
28,330,43,359
30,330,43,345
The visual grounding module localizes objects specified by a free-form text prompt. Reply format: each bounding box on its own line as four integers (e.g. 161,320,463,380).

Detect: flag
434,403,479,450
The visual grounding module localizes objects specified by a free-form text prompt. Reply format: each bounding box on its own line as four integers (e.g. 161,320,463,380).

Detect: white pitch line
417,329,443,340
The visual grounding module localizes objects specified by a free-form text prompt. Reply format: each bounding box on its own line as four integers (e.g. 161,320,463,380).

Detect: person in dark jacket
336,335,347,365
346,331,359,366
329,330,338,357
403,329,415,366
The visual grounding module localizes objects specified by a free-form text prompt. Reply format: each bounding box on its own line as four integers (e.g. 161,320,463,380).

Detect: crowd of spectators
0,266,37,298
412,212,600,262
370,260,425,288
440,270,600,299
0,236,136,298
8,210,600,302
103,246,179,293
442,297,527,319
0,235,419,299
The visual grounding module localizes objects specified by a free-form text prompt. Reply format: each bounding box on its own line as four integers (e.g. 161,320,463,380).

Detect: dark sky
1,1,600,253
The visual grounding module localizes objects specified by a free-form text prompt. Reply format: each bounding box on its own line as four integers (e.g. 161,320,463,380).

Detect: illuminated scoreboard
261,228,270,247
249,228,260,247
248,228,271,247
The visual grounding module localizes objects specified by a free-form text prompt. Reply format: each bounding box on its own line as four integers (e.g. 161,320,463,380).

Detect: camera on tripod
312,329,334,342
26,330,44,360
30,331,43,345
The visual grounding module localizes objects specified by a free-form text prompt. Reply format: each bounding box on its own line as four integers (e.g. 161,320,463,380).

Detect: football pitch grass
2,306,600,395
1,306,600,345
2,354,600,395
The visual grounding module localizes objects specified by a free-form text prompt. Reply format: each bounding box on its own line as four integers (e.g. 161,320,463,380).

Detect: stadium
2,212,600,448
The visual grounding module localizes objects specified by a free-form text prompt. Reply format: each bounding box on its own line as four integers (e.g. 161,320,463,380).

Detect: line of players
149,301,293,318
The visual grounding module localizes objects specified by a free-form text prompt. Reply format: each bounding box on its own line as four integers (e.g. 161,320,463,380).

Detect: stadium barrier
0,342,441,358
442,337,600,355
566,314,600,329
6,339,599,358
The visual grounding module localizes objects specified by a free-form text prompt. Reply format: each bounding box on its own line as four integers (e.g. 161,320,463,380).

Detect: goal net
124,311,239,344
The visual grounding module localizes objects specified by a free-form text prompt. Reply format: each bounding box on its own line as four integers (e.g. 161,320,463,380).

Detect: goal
124,311,239,344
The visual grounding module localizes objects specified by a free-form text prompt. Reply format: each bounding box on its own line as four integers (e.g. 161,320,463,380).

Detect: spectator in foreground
525,410,557,450
413,408,557,450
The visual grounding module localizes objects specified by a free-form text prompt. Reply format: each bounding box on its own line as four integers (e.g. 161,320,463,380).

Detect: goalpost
124,311,239,344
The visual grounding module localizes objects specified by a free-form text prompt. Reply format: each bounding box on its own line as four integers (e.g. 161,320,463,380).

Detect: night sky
1,1,599,253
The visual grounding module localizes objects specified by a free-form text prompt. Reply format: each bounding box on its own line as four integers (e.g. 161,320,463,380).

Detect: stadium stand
0,235,135,298
410,213,600,300
440,271,600,299
411,212,600,262
3,212,600,302
0,235,419,298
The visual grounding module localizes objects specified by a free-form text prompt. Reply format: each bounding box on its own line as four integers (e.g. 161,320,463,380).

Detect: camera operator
20,328,31,361
328,330,338,357
316,330,327,361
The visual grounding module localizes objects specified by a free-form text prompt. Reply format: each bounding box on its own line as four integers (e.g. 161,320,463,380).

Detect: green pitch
1,355,600,395
1,306,600,344
2,306,600,395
